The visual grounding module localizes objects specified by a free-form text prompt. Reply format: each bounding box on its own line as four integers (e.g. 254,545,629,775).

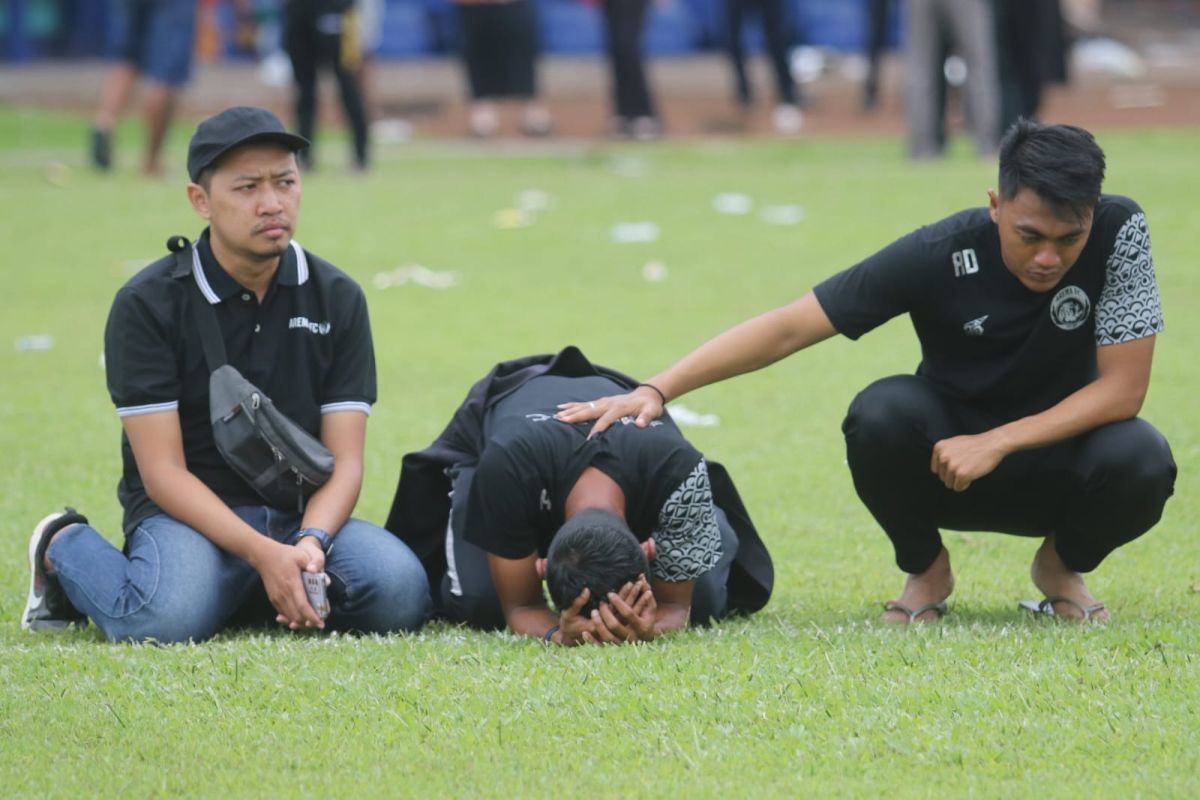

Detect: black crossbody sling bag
170,236,335,512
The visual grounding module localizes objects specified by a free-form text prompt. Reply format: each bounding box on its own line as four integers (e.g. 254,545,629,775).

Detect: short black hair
195,166,215,192
997,119,1106,222
545,510,648,616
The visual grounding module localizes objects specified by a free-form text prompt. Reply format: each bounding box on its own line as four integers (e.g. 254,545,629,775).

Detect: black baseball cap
187,106,309,182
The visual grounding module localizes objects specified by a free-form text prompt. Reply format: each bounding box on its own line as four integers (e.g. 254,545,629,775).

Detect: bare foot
1030,536,1110,622
882,547,955,624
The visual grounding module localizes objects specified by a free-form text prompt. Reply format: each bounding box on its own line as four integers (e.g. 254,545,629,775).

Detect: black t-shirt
463,375,723,582
813,195,1163,419
104,230,376,533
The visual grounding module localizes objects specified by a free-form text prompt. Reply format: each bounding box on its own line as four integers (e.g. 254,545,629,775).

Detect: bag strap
169,236,228,371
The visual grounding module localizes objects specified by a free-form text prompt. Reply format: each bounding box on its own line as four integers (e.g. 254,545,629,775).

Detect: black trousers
725,0,796,106
284,1,368,168
439,466,740,630
601,0,656,120
842,375,1176,575
457,1,539,100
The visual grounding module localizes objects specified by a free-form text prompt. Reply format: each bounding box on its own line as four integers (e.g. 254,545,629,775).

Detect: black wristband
298,527,333,553
543,625,560,643
638,382,668,405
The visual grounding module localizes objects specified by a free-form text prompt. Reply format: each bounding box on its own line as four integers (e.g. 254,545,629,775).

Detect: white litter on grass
515,189,552,212
373,264,460,290
15,335,54,352
371,118,414,144
668,404,719,428
493,208,533,229
610,222,660,243
641,260,668,282
99,351,106,369
608,155,648,178
713,193,753,215
45,161,70,187
760,205,806,225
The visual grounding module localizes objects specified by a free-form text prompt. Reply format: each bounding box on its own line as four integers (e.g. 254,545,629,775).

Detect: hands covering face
557,575,656,646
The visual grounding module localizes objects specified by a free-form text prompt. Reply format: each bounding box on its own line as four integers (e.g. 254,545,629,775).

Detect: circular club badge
1050,285,1091,330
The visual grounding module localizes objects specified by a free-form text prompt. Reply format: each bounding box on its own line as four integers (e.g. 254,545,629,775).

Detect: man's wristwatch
297,527,333,553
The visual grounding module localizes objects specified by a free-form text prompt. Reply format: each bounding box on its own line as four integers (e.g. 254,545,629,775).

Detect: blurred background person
454,0,552,138
284,0,370,170
903,0,1000,159
995,0,1068,133
89,0,200,176
861,0,890,111
601,0,661,139
356,0,385,121
724,0,803,134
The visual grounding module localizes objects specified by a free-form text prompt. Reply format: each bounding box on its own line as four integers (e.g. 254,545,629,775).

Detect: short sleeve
1094,212,1164,346
812,229,928,340
104,287,181,417
321,280,377,415
650,459,722,583
462,446,540,559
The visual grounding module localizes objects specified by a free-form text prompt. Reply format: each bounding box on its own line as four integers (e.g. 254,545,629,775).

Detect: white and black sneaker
22,508,90,631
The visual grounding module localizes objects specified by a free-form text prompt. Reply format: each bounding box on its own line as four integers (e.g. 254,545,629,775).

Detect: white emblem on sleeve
1050,286,1091,330
963,315,988,336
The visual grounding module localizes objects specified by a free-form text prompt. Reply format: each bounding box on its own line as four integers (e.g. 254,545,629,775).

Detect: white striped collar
190,238,308,305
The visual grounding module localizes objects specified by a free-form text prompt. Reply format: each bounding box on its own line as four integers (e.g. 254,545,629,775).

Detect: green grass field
1,107,1197,798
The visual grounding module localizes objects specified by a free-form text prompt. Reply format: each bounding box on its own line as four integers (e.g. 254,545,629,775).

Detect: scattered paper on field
45,161,70,187
373,264,460,290
669,404,720,427
641,260,668,282
713,193,753,215
760,205,806,225
608,155,648,178
15,335,54,352
610,222,660,243
515,189,552,212
493,208,533,229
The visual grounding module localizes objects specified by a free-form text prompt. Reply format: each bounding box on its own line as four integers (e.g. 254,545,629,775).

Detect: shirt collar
175,228,308,304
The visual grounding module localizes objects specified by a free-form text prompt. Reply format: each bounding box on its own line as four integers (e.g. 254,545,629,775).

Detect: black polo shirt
104,229,376,534
813,195,1163,419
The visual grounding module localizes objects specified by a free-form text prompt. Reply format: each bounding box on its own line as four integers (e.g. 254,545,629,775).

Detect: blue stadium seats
378,0,432,57
537,0,604,54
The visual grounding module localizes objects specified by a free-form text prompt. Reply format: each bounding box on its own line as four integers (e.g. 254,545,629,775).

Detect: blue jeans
48,507,431,644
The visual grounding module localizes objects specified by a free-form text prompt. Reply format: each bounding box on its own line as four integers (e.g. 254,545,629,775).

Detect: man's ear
641,538,656,562
535,558,547,579
187,182,212,220
988,189,1001,224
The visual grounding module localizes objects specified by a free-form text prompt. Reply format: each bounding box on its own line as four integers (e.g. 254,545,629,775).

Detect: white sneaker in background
772,104,804,135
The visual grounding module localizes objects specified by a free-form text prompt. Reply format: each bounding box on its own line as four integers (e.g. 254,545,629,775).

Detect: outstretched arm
931,336,1155,491
556,291,837,434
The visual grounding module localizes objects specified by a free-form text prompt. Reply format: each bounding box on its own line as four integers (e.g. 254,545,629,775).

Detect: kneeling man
386,348,773,645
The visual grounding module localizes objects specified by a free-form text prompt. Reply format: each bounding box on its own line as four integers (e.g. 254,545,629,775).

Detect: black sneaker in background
90,128,112,170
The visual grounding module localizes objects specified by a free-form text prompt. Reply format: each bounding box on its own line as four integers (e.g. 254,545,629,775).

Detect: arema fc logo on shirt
289,316,332,335
1050,286,1091,331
